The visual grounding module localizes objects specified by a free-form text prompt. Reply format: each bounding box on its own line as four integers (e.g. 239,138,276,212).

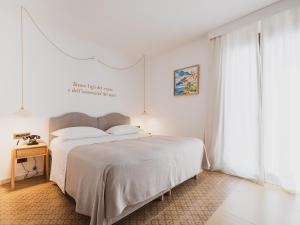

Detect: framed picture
174,65,199,96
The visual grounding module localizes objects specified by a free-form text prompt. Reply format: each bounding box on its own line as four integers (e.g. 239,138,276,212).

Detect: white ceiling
24,0,279,56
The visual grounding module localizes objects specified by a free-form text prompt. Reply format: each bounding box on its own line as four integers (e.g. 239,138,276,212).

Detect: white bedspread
50,133,149,192
50,134,204,225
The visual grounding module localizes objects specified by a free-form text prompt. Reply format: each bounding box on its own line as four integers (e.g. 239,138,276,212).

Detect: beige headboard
49,112,130,142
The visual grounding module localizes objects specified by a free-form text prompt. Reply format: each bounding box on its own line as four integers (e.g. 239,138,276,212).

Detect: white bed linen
50,133,149,192
65,135,203,225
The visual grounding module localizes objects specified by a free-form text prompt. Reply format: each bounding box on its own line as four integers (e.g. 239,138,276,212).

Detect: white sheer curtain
209,7,300,193
210,24,262,181
262,7,300,193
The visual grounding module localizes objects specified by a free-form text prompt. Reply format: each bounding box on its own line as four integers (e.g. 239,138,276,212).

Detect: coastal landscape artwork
174,65,199,96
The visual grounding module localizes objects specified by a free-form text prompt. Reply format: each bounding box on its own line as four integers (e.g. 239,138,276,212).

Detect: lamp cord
20,6,146,111
21,157,38,179
143,55,146,113
21,6,144,70
21,7,24,110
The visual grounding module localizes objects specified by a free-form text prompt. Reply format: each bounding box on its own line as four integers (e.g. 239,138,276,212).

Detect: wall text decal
68,81,117,97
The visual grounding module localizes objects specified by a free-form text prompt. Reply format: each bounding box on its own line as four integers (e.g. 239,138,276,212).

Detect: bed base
84,172,201,224
166,190,172,196
157,174,198,201
157,190,171,201
159,195,164,201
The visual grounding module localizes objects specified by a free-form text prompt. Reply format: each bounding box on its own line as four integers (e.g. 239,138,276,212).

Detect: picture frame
174,65,199,96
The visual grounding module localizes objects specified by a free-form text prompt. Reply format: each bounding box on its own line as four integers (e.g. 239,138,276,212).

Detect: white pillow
51,127,108,140
106,125,141,135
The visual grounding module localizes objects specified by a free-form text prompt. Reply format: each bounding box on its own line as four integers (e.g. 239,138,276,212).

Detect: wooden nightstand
10,143,49,190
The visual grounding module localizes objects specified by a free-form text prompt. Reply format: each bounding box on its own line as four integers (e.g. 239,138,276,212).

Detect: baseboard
0,170,44,185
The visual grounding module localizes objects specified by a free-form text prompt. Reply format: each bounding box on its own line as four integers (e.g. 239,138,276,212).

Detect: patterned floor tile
0,172,240,225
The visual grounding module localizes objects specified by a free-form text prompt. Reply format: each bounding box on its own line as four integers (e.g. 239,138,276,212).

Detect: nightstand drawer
16,147,47,158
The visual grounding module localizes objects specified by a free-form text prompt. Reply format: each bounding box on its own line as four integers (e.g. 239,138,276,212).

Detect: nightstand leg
45,150,49,180
11,150,16,190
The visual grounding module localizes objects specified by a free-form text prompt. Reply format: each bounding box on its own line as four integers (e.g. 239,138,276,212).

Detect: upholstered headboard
49,112,130,142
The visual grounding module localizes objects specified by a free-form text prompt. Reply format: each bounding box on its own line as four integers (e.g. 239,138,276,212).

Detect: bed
49,112,204,225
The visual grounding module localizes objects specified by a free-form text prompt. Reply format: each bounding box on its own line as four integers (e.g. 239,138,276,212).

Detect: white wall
209,0,300,39
146,36,212,139
0,2,144,182
0,1,213,183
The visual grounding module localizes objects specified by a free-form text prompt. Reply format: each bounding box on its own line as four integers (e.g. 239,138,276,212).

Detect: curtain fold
206,37,222,168
262,7,300,193
209,24,262,181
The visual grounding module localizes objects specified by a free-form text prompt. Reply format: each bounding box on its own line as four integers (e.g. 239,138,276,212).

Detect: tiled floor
206,180,300,225
1,172,299,225
0,171,239,225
